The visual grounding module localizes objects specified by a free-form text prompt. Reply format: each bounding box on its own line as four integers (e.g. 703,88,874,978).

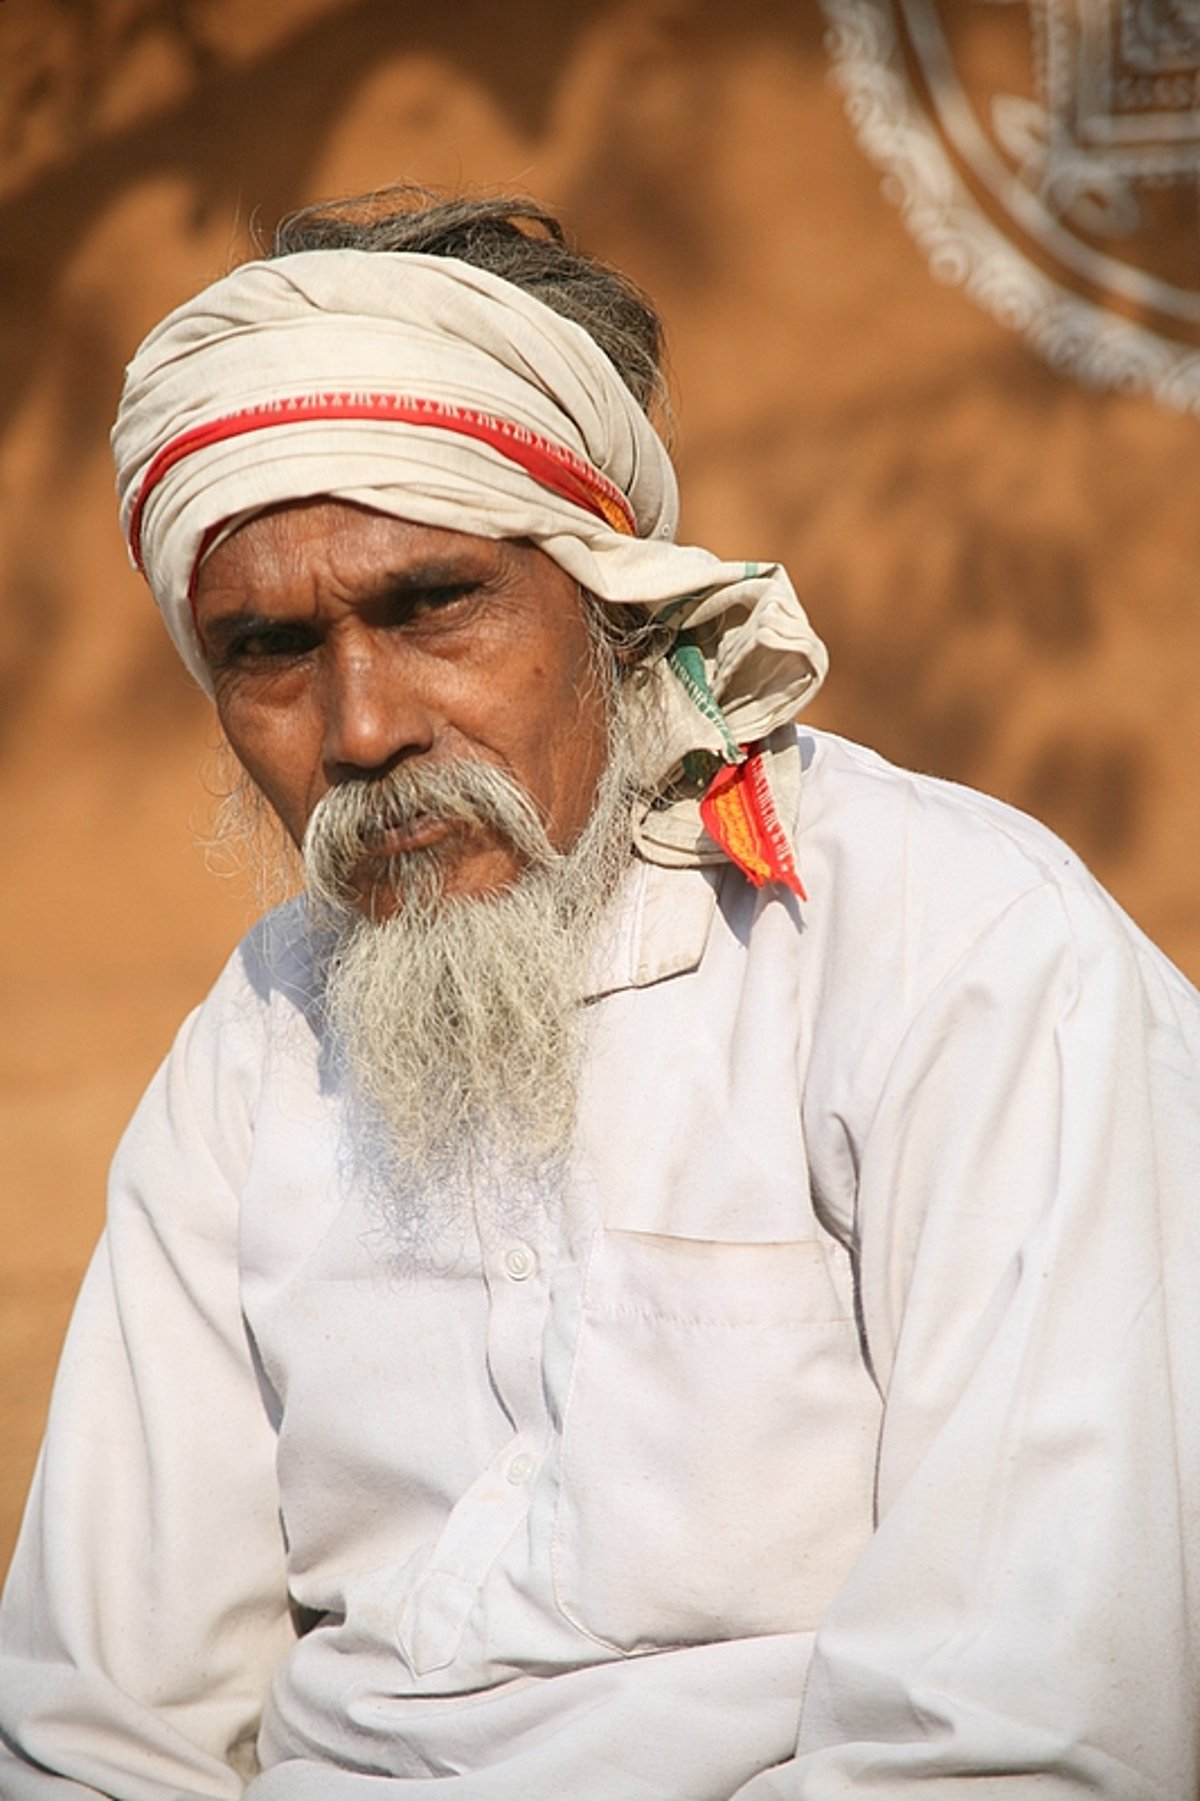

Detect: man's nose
320,635,435,781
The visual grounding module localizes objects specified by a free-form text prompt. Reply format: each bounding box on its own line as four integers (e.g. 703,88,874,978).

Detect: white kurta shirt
2,729,1198,1799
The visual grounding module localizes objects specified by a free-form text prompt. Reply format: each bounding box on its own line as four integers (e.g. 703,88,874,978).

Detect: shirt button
507,1452,535,1485
504,1244,536,1281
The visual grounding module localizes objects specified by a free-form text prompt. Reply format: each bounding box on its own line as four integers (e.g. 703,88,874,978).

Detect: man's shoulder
174,897,320,1078
780,731,1198,1197
789,726,1193,1014
228,896,321,1014
797,727,1091,899
110,900,322,1190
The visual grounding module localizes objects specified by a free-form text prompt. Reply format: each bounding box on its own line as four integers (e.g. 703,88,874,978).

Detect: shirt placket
395,1190,554,1678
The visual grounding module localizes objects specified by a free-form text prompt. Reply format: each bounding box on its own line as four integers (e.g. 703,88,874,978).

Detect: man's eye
221,623,318,665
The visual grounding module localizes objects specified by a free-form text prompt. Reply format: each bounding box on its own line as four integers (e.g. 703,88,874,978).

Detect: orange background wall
3,0,1199,1572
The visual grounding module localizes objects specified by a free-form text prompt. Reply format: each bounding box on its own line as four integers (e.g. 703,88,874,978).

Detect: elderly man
1,189,1197,1800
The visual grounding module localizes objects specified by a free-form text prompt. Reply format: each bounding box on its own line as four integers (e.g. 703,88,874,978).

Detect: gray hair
268,186,669,424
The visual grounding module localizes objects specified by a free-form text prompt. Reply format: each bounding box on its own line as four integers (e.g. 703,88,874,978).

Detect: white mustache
301,759,558,910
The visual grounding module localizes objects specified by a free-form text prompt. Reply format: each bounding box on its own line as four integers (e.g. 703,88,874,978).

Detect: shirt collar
583,856,720,1001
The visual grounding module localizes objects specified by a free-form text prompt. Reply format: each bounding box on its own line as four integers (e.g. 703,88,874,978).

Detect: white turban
112,250,827,882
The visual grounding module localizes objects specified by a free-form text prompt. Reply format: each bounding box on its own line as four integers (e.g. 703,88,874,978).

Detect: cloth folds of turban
112,249,827,881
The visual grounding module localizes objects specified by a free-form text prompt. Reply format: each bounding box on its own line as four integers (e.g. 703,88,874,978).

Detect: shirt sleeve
0,976,294,1798
743,878,1200,1797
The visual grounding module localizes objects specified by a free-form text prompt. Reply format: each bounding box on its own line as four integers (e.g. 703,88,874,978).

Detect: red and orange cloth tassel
699,748,807,899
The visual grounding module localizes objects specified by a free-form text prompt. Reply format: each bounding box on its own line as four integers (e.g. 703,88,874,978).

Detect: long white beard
302,717,640,1255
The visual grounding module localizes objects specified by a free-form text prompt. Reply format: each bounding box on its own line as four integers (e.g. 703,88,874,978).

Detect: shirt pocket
550,1228,880,1655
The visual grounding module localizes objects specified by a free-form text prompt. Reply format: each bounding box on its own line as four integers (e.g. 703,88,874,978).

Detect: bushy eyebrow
367,555,495,592
197,553,501,659
346,557,500,622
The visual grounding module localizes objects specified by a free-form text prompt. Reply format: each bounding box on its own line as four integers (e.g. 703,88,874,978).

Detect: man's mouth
303,759,557,917
361,813,456,860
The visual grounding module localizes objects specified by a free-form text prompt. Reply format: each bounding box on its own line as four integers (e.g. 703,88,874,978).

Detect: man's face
193,500,612,915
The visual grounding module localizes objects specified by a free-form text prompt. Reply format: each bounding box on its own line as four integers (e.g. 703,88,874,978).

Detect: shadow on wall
680,335,1148,873
0,0,614,745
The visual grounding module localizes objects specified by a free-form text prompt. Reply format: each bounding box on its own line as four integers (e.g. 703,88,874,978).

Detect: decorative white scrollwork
820,0,1200,412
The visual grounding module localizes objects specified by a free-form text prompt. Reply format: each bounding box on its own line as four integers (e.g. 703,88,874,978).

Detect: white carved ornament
820,0,1200,412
